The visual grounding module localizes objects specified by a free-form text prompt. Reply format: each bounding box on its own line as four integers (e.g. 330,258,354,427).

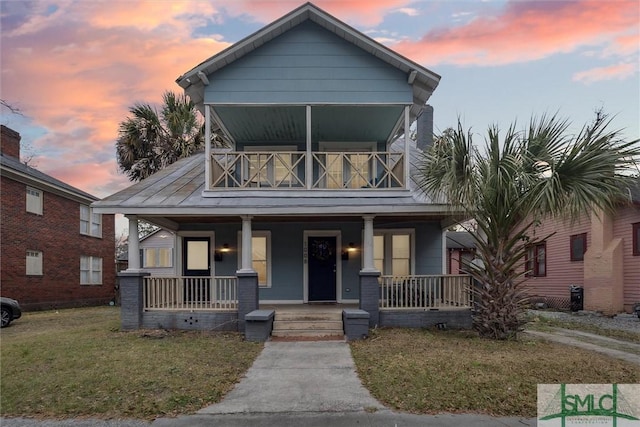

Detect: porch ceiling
213,105,404,144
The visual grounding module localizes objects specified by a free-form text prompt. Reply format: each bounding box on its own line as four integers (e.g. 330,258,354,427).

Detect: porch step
271,309,344,338
275,311,342,322
271,329,345,338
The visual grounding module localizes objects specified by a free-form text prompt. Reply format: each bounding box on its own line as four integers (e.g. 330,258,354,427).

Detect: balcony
209,151,405,190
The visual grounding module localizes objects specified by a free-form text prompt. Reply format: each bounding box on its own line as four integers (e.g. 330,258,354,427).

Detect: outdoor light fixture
215,244,231,261
342,242,357,260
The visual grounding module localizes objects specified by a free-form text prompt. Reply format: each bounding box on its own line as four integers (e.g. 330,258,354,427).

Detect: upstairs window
80,256,102,285
143,248,173,268
570,233,587,261
633,223,640,256
26,250,43,275
525,242,546,277
26,186,43,215
80,205,102,237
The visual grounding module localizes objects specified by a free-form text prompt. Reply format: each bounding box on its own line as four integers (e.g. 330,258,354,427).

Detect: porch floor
260,303,358,313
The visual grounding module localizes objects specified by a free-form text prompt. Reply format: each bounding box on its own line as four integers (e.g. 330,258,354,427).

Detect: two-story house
0,125,116,310
93,3,471,337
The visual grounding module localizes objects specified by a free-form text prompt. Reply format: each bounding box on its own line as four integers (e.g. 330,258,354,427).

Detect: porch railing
210,151,404,189
143,276,238,311
379,275,473,310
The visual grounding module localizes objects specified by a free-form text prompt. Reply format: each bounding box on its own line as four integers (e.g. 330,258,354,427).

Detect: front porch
118,272,473,337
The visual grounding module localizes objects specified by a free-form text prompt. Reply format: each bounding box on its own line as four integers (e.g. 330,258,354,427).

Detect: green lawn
350,328,639,417
0,307,262,419
4,308,637,420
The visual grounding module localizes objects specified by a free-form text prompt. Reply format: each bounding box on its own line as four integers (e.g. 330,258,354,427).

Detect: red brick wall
1,176,116,310
1,125,21,159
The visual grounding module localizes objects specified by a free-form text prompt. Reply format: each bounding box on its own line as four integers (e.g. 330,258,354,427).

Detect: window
143,248,173,268
26,250,43,275
570,233,587,261
526,242,546,277
80,205,102,237
373,230,414,275
26,186,43,215
80,256,102,285
633,223,640,256
238,231,271,287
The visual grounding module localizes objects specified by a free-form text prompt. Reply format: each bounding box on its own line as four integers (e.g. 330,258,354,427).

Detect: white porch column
305,105,312,189
204,104,211,191
404,105,410,189
240,215,254,272
362,215,377,272
126,215,140,271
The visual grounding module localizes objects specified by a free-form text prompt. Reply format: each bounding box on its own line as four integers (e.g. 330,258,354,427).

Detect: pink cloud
393,0,639,66
220,0,411,26
1,1,230,197
573,62,637,84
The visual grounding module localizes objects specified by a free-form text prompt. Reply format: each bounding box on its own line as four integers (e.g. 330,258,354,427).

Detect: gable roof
176,2,440,120
446,231,476,250
0,152,98,203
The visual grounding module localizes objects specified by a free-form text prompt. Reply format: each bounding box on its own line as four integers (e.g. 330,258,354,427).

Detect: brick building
1,125,116,310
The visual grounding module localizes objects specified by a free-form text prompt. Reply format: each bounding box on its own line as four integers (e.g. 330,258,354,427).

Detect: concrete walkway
197,341,383,414
525,327,640,365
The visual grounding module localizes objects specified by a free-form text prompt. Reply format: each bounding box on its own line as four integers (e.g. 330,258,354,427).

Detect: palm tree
116,91,226,182
416,112,639,339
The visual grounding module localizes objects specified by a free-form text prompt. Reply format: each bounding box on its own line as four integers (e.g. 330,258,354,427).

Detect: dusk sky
2,1,639,224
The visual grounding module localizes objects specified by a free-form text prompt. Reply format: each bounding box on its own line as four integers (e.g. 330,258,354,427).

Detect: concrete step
271,329,345,338
271,309,344,338
273,320,343,331
275,311,342,322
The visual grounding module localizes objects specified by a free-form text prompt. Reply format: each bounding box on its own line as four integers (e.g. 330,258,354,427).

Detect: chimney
416,105,434,152
1,125,21,159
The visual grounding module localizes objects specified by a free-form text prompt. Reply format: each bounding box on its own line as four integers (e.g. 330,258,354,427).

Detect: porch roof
92,139,453,219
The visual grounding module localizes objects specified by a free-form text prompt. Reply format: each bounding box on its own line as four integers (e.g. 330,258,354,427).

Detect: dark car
1,297,22,327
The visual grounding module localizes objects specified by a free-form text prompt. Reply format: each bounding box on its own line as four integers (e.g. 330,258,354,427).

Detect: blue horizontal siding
204,21,411,105
181,220,443,301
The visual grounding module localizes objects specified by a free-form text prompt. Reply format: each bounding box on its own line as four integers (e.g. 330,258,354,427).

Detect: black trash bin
570,285,584,312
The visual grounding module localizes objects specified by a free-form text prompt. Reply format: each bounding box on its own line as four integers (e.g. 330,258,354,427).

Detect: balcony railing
143,276,237,311
210,151,404,190
379,275,473,310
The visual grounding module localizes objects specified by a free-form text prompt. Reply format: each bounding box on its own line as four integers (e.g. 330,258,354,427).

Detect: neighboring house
522,181,640,314
0,125,116,310
139,228,177,277
93,3,471,335
446,231,476,275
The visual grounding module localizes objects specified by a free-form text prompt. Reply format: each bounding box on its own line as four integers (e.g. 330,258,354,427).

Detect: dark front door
183,237,210,303
308,236,337,302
